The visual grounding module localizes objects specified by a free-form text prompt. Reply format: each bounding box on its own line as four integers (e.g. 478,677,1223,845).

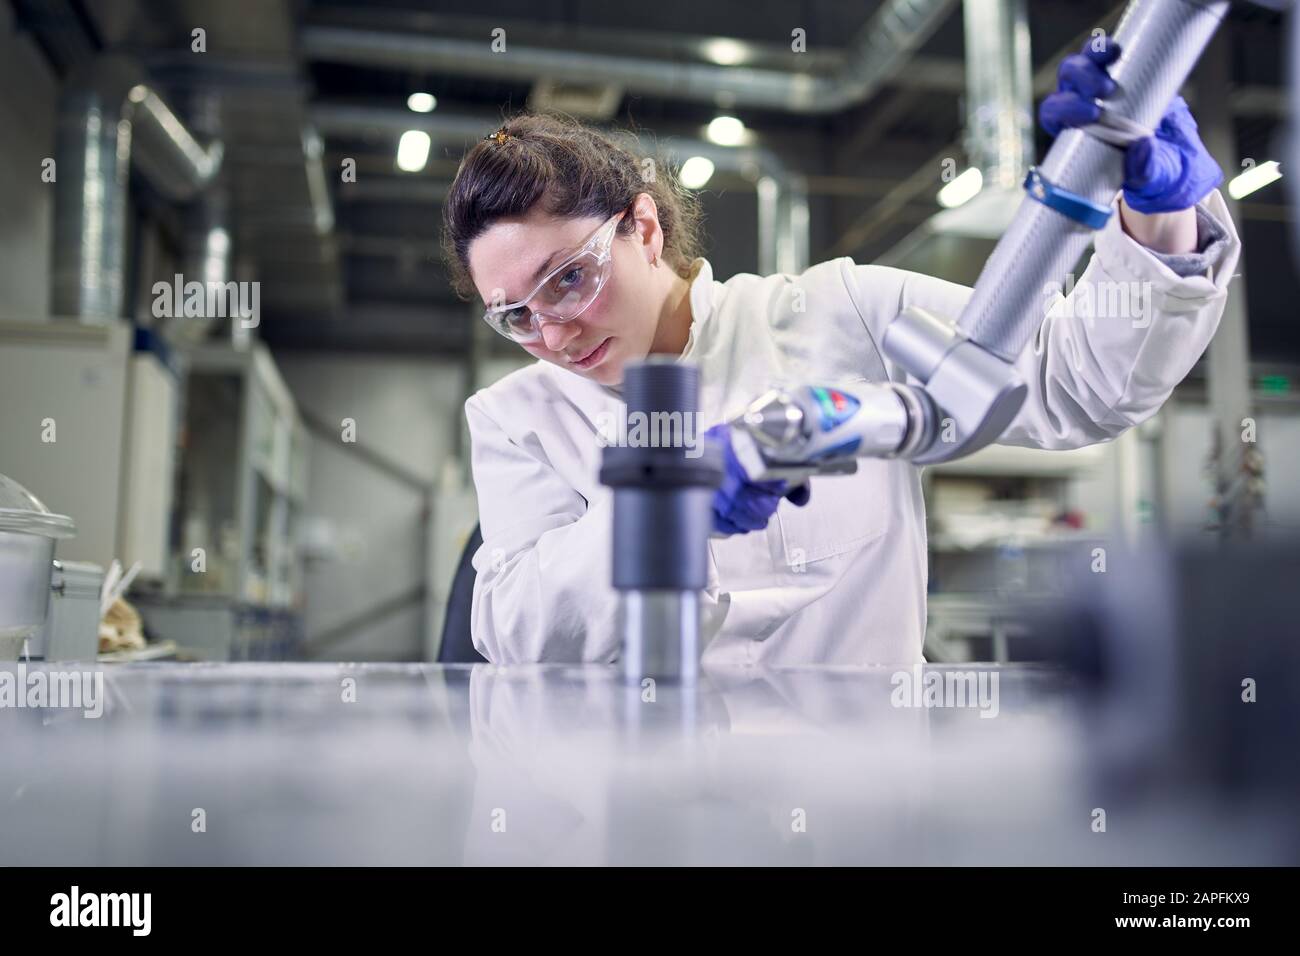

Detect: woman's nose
537,317,580,352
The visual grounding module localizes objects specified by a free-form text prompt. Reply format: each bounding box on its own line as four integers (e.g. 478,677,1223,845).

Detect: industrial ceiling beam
300,0,958,115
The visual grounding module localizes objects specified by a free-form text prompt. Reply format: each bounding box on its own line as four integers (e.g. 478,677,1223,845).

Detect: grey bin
30,561,104,662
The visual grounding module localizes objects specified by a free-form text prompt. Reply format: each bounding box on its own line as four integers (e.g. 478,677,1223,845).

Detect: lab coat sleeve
841,189,1241,451
465,395,620,664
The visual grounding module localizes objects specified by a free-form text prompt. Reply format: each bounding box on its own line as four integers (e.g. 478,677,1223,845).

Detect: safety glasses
482,212,624,344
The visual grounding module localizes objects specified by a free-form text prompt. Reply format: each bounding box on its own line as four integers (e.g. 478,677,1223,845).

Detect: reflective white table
0,662,1287,865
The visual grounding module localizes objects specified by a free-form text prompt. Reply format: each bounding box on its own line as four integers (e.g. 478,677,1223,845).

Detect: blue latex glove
1038,36,1223,213
705,423,810,536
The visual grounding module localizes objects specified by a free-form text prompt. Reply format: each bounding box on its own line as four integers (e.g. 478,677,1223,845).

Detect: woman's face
466,198,665,387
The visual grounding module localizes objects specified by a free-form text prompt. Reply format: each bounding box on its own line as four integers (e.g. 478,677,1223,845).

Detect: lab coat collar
585,256,715,402
681,257,715,362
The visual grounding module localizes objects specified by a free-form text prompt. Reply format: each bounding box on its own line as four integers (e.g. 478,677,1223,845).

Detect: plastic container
0,473,76,659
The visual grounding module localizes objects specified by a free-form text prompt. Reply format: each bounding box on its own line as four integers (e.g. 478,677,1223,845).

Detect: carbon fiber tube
955,0,1229,361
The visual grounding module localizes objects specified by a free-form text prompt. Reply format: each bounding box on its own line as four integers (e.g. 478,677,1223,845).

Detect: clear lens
481,213,621,344
484,251,609,343
536,255,602,317
499,306,535,339
483,303,539,342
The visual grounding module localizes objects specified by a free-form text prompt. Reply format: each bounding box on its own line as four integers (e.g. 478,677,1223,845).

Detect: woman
442,39,1239,666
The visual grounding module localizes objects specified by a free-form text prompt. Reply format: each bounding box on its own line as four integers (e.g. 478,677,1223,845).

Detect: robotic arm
732,0,1230,479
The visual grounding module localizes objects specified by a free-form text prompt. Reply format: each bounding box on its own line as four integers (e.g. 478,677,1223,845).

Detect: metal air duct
300,0,957,115
51,55,224,322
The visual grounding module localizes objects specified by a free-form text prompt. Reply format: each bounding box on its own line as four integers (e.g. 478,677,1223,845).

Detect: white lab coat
465,190,1241,666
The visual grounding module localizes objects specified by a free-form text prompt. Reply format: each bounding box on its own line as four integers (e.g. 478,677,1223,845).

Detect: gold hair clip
486,127,511,145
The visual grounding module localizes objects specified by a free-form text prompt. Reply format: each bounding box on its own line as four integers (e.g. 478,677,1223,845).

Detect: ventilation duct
928,0,1034,238
163,186,232,346
51,55,224,322
300,0,957,115
879,0,1035,274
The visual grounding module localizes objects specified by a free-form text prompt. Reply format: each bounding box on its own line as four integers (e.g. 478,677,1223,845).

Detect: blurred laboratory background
0,0,1295,664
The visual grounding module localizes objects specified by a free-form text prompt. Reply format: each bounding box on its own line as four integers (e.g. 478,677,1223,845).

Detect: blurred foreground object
1033,536,1300,814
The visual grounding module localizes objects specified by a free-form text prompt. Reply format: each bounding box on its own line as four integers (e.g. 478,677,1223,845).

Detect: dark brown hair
441,112,704,300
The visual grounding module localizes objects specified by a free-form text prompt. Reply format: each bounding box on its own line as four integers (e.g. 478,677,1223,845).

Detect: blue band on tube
1023,167,1114,230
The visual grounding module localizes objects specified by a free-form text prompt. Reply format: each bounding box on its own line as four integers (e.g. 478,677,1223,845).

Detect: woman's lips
571,337,612,369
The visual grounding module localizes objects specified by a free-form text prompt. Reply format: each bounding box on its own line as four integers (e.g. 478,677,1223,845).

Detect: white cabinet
0,319,178,577
172,341,306,608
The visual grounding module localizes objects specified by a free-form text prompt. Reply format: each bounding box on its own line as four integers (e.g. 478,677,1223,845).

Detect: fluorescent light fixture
936,167,983,209
407,92,437,113
706,115,746,147
679,156,716,190
396,130,431,172
703,38,747,66
1228,160,1281,200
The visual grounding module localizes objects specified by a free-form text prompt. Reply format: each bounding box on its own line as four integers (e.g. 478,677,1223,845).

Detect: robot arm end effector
730,305,1027,482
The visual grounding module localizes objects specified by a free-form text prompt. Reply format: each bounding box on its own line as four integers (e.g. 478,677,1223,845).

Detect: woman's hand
1038,36,1223,252
705,423,810,537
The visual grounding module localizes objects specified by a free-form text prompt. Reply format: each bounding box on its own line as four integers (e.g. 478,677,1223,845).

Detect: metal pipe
756,176,780,276
302,127,335,236
963,0,1035,191
51,55,223,322
164,187,232,346
300,0,957,115
1198,28,1257,539
787,175,811,274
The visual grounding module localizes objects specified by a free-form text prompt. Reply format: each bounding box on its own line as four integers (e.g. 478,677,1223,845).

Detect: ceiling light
1227,160,1281,200
396,130,431,172
407,92,437,113
703,39,748,66
706,115,746,147
936,167,983,208
679,156,716,190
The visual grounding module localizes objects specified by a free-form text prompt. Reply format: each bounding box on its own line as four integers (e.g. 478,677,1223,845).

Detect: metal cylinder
51,96,131,321
599,361,722,685
165,188,233,346
300,0,954,115
50,56,223,323
619,590,702,686
622,357,699,417
963,0,1034,192
611,487,715,589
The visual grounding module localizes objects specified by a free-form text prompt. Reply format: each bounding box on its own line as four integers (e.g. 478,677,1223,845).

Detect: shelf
99,640,179,663
172,341,305,613
927,442,1106,477
928,529,1095,553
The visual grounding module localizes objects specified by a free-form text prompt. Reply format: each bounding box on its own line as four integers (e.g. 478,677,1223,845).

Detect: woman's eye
555,266,583,289
504,307,531,330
